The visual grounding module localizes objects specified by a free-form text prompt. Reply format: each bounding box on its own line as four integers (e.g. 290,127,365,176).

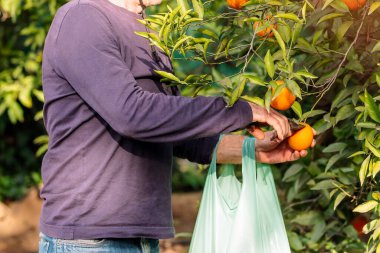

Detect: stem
304,6,368,122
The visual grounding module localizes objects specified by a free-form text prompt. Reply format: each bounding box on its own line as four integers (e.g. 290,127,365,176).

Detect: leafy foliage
144,0,380,251
0,0,67,200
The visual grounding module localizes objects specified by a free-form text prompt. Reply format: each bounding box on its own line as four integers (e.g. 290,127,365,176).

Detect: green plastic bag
189,137,291,253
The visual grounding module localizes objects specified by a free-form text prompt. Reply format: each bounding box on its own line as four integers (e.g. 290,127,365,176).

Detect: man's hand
216,133,316,164
253,126,317,164
248,102,292,141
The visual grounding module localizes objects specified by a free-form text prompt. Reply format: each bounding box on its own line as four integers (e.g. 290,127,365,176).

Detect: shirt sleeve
51,4,252,143
173,135,219,164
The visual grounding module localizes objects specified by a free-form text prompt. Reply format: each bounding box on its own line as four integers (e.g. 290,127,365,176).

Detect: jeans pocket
39,240,50,253
59,238,107,247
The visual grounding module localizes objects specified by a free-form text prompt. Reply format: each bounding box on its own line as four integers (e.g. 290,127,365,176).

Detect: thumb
247,126,265,140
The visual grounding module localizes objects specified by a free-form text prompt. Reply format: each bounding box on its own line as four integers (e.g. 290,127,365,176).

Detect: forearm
216,135,245,164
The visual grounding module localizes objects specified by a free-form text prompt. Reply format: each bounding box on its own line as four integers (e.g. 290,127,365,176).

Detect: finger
269,120,284,141
270,110,292,138
267,116,288,141
249,126,265,140
300,150,308,157
269,111,291,139
312,127,317,136
311,139,316,148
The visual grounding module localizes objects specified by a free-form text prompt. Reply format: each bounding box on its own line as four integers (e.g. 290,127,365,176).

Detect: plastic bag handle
242,137,256,183
209,136,256,177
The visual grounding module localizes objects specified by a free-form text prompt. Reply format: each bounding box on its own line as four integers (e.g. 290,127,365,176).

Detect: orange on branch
351,215,368,236
253,15,277,37
270,80,296,111
227,0,248,10
342,0,366,10
288,123,314,151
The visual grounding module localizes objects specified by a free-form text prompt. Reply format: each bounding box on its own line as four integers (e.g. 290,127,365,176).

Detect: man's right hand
248,102,292,141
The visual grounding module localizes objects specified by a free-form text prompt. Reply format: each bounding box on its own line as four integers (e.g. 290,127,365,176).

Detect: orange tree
143,0,380,251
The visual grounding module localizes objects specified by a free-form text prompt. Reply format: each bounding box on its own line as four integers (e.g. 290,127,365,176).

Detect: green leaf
317,13,345,25
264,88,272,111
369,2,380,15
283,163,304,181
241,96,264,107
365,89,380,123
286,79,302,99
372,161,380,178
372,41,380,53
171,36,192,56
177,0,191,15
291,211,320,226
292,22,303,42
295,70,317,79
192,0,204,18
373,192,380,201
264,50,275,79
242,74,267,86
335,104,355,124
357,122,377,128
326,153,344,171
33,90,45,103
302,2,307,20
359,155,371,185
348,151,366,158
291,101,302,118
334,192,346,210
353,200,378,213
154,70,181,83
272,29,286,57
8,102,24,124
311,218,326,242
228,79,247,107
362,219,378,234
198,28,218,40
331,88,354,110
322,0,336,10
267,1,284,5
288,232,304,251
311,179,339,190
323,143,348,153
243,17,261,22
275,13,302,22
365,139,380,158
337,21,353,42
183,17,203,27
301,110,326,120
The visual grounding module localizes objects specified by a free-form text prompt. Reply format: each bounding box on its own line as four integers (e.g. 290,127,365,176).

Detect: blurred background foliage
0,0,380,252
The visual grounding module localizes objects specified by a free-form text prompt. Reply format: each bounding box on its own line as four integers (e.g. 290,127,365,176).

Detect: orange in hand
270,80,296,111
253,15,277,37
342,0,366,10
288,123,314,151
227,0,248,10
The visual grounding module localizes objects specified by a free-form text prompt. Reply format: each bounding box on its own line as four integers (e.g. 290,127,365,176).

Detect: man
38,0,314,252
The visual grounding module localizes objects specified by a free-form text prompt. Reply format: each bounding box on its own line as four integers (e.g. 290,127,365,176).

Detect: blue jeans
39,233,160,253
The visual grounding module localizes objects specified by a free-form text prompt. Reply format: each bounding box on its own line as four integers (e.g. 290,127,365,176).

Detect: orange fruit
253,15,277,37
351,215,368,236
288,123,314,151
270,80,296,111
342,0,366,10
227,0,248,9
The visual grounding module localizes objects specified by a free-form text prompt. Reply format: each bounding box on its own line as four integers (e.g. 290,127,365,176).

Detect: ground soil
0,189,201,253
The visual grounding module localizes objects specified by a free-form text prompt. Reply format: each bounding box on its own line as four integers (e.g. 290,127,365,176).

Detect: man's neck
108,0,143,14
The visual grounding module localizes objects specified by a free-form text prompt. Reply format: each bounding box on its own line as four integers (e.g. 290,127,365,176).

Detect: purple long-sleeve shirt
40,0,252,240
